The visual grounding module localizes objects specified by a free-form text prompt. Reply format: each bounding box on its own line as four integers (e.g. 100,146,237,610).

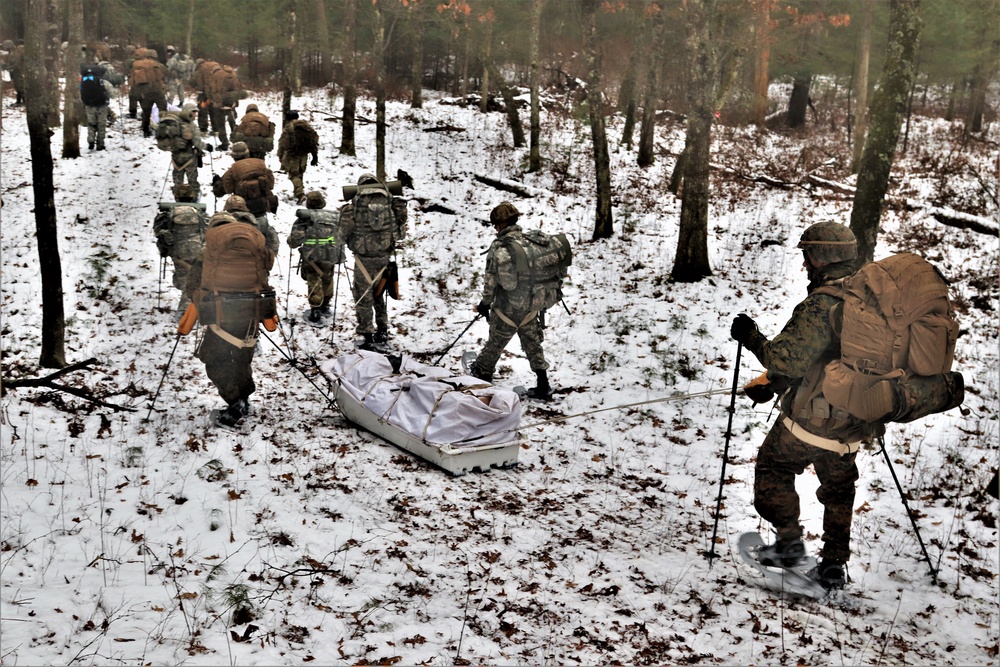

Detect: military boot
525,370,554,401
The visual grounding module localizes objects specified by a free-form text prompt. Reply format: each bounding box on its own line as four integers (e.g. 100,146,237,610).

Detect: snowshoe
460,351,479,376
737,532,826,599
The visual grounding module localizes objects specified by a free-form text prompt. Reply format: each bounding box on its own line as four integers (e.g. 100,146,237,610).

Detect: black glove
730,313,759,345
204,143,214,152
197,154,204,168
476,301,491,321
743,372,775,404
212,173,221,185
310,156,319,167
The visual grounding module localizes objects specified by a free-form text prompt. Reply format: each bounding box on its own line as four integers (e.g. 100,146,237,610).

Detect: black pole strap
878,434,938,582
705,340,742,562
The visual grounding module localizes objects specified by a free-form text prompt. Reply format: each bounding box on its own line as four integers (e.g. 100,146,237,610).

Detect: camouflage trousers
282,154,309,198
196,324,257,407
171,150,200,197
754,418,859,563
169,257,193,291
351,255,389,335
137,85,167,136
301,261,336,309
84,104,109,149
210,105,231,149
472,307,548,377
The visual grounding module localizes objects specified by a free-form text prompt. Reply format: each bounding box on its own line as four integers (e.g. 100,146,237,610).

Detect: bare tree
315,0,332,83
374,0,387,180
185,0,195,56
528,0,543,171
25,0,66,368
850,0,875,173
408,0,427,108
751,0,772,126
850,0,922,263
62,0,85,159
340,0,357,156
582,0,613,240
637,1,665,167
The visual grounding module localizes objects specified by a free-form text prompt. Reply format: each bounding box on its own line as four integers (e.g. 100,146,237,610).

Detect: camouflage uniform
212,147,278,221
81,62,121,151
165,48,195,105
128,51,168,137
740,260,874,565
170,106,204,197
469,223,549,380
288,192,346,312
276,114,319,201
340,178,408,338
153,186,207,312
230,105,275,159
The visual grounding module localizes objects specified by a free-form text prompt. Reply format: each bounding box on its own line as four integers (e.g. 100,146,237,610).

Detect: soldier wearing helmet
231,103,276,159
730,220,868,593
166,46,195,106
466,202,554,400
166,102,205,200
212,142,278,225
223,194,279,254
153,183,208,317
276,110,319,203
288,190,347,324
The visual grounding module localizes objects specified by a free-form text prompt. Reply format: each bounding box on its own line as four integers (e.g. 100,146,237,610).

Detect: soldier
128,47,168,137
5,42,25,106
276,110,319,203
730,221,870,591
79,61,118,151
211,142,278,225
468,202,553,400
207,63,245,151
165,45,195,106
153,183,207,315
340,174,407,350
161,103,205,198
191,58,219,135
223,194,280,256
230,104,275,159
288,191,346,324
185,211,275,428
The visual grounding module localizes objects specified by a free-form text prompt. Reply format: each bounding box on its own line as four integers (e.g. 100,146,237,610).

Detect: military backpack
155,111,194,151
196,213,276,327
502,229,572,311
79,65,108,107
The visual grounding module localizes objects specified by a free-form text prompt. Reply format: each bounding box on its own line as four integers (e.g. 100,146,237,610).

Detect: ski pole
433,314,483,367
259,330,335,407
285,251,294,311
704,340,742,562
331,262,342,331
144,332,182,422
877,434,938,582
157,256,164,309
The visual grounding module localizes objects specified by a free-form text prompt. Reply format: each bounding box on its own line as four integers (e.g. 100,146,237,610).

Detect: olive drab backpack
79,65,108,107
502,229,573,311
155,111,194,151
815,252,963,424
233,112,275,154
294,208,346,266
196,214,276,327
289,119,319,155
346,187,400,257
155,202,206,259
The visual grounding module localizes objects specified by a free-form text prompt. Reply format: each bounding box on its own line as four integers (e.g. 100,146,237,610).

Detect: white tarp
321,351,521,448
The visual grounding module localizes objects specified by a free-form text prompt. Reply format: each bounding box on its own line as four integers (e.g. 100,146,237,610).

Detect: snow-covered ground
1,83,997,665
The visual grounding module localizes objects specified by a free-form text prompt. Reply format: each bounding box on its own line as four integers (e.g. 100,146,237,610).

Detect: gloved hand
310,156,319,166
730,313,759,345
212,173,221,185
743,372,775,404
476,301,491,321
197,154,204,168
204,143,214,152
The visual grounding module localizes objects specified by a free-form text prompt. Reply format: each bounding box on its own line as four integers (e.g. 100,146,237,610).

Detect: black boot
359,332,376,351
308,307,323,324
526,370,553,401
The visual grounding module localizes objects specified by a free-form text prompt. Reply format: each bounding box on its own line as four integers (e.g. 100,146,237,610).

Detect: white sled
320,351,522,476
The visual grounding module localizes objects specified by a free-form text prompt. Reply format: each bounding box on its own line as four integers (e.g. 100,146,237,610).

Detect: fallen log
473,174,540,198
2,357,136,412
423,124,466,134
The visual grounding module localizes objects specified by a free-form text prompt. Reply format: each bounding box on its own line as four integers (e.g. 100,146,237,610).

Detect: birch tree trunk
340,0,357,155
582,0,613,240
62,0,85,158
850,0,875,173
25,0,66,368
528,0,543,171
850,0,922,263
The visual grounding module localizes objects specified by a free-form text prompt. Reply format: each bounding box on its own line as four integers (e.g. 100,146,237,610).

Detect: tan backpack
130,58,163,85
816,253,961,423
196,215,276,326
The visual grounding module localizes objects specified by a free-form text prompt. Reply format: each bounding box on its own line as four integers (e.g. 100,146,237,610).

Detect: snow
1,84,998,666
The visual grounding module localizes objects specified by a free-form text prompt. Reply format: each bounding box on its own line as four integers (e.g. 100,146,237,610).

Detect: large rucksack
130,57,163,85
502,229,573,311
816,253,963,424
288,119,319,154
346,189,398,256
232,161,274,215
79,65,108,107
155,111,194,151
196,214,276,327
155,202,206,260
233,112,275,154
294,208,346,266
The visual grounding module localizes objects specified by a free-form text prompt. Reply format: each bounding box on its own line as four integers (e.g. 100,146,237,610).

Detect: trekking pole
160,163,172,201
433,314,483,367
877,434,938,582
157,256,164,309
331,262,342,331
704,340,742,562
259,330,335,407
144,332,182,422
285,252,294,310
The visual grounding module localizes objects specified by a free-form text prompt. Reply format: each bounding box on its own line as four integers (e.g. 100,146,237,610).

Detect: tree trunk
528,0,542,171
751,0,771,126
479,20,492,114
374,0,387,180
315,0,331,83
409,3,425,108
671,0,716,282
638,2,665,167
459,28,470,98
340,0,357,155
62,0,84,159
582,0,613,240
850,0,922,263
288,0,302,96
185,0,195,56
786,73,811,128
25,0,66,368
850,0,875,173
483,57,525,147
965,33,999,135
44,0,60,127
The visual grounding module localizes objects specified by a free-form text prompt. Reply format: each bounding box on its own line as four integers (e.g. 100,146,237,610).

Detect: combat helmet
224,195,250,213
797,221,858,265
246,103,259,113
490,201,520,226
305,191,326,209
230,142,249,159
179,103,198,122
172,183,196,201
357,173,379,186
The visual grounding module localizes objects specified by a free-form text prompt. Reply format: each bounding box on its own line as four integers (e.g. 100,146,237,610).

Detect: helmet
357,173,379,186
209,211,238,227
490,201,520,226
229,142,249,159
305,191,326,209
166,45,176,53
245,103,259,113
797,221,858,265
224,195,249,212
284,110,299,122
179,103,197,121
172,183,195,201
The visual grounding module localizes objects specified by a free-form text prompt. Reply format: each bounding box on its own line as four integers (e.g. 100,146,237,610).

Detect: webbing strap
209,323,256,349
494,309,537,330
781,417,861,456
